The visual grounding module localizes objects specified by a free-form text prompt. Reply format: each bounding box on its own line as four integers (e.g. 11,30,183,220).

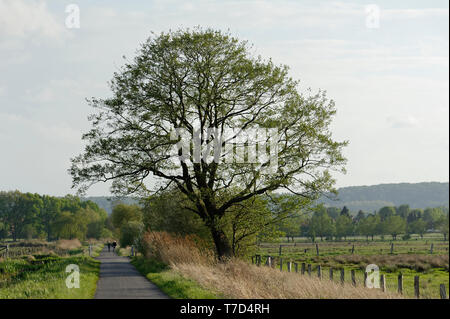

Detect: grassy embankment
0,239,103,299
131,231,404,299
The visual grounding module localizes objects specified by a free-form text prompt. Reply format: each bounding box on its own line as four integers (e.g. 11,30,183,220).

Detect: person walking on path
112,241,117,252
107,242,111,252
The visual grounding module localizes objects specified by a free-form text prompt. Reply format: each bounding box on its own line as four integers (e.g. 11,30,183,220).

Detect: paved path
94,247,169,299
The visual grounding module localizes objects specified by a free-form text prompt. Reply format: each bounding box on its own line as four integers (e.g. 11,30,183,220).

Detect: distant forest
82,196,139,215
319,182,449,212
85,182,449,215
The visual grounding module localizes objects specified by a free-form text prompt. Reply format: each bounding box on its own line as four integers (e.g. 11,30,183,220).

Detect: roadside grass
131,256,220,299
0,255,100,299
136,231,405,299
89,243,104,258
116,246,131,257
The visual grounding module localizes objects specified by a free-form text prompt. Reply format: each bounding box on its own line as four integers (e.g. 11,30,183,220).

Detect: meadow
255,234,449,299
0,239,103,299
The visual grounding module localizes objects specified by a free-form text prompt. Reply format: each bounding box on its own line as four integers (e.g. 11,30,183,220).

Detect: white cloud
0,112,80,144
382,8,449,20
0,0,66,39
386,115,420,128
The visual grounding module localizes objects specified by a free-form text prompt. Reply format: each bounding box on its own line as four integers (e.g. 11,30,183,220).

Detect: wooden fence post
414,276,420,299
317,265,322,279
351,270,356,287
390,243,394,254
329,268,333,281
340,269,345,285
316,243,319,256
364,272,368,287
430,243,434,254
279,245,282,256
307,264,312,276
294,262,298,273
256,254,261,266
279,258,283,271
397,274,403,294
89,244,92,257
287,262,292,272
351,244,355,255
440,284,447,299
6,244,9,259
251,256,254,264
380,274,386,292
301,263,306,275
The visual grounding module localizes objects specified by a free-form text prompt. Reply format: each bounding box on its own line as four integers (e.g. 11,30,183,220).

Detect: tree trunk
210,225,232,259
47,223,51,242
12,224,17,242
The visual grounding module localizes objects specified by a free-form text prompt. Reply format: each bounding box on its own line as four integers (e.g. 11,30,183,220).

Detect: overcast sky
0,0,448,196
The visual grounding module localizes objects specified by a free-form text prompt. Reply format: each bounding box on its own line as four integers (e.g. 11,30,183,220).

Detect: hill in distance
84,182,449,215
319,182,449,213
82,196,139,215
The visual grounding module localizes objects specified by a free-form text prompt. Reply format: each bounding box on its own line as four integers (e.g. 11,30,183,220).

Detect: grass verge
0,255,100,299
131,256,220,299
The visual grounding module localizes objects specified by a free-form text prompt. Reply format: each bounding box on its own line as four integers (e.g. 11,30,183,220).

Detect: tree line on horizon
0,191,112,242
1,189,449,256
280,204,449,242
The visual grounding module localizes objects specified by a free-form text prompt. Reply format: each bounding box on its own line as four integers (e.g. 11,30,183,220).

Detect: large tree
70,29,347,258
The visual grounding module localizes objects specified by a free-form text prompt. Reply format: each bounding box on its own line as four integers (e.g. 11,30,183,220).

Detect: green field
0,255,100,299
0,240,103,299
256,234,449,299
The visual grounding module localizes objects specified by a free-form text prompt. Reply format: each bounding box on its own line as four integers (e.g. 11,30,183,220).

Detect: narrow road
94,247,169,299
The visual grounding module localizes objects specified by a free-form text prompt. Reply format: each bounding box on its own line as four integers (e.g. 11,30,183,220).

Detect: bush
402,234,411,240
100,228,113,239
138,231,214,265
120,221,144,247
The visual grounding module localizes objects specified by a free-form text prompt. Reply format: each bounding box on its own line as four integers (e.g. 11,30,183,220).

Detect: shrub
120,221,144,247
56,239,82,250
138,231,214,266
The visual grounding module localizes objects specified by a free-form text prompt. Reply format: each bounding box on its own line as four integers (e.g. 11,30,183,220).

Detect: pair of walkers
107,241,117,252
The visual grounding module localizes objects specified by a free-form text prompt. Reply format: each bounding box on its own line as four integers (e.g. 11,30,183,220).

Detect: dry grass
172,259,402,299
56,239,82,250
140,231,403,299
140,231,214,266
